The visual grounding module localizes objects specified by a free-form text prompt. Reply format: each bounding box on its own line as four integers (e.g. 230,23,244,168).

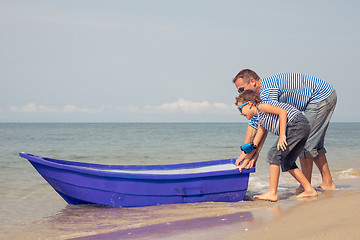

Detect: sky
1,0,359,122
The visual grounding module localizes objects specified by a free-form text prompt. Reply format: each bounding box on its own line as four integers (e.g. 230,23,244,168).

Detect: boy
236,90,317,201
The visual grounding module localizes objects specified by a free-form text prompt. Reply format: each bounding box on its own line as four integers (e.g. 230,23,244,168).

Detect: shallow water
1,123,359,239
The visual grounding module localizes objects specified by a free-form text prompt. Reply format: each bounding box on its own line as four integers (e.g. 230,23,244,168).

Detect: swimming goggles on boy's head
238,101,254,113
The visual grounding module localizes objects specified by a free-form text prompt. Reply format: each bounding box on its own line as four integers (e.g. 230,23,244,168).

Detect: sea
1,122,360,240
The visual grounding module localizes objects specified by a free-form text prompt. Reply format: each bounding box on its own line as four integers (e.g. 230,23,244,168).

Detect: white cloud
63,105,77,113
7,99,234,116
127,106,140,113
9,102,37,112
38,104,58,113
141,98,233,114
9,103,106,114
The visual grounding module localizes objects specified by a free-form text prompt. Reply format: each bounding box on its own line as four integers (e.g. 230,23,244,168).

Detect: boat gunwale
19,152,255,180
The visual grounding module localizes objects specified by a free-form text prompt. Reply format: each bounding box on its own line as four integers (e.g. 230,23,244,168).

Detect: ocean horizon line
0,121,359,124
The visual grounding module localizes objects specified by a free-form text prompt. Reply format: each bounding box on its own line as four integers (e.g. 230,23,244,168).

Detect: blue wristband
240,142,257,154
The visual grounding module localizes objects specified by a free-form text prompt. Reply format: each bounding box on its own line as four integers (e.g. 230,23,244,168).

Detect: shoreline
68,178,360,240
2,178,359,240
231,190,360,240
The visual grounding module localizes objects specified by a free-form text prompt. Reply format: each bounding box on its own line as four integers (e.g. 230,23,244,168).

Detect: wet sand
139,190,360,240
70,179,360,240
230,190,360,240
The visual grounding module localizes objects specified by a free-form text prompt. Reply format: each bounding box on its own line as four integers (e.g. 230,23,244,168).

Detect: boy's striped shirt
257,101,300,136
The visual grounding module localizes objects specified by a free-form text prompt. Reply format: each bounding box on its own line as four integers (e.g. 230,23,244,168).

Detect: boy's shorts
267,114,310,172
299,90,337,159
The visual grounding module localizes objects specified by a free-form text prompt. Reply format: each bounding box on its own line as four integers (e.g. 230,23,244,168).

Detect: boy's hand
235,159,250,172
235,153,245,166
277,135,287,151
235,152,259,172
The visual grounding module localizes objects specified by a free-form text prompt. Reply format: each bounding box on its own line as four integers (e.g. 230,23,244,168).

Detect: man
233,69,337,191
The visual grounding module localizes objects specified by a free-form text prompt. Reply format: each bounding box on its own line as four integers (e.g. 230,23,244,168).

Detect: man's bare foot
319,182,336,190
296,189,318,198
254,192,278,202
291,186,304,194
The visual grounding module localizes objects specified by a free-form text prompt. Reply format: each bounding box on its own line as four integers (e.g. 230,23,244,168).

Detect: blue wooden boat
19,153,255,207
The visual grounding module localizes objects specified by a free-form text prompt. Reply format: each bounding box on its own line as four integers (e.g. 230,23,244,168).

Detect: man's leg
314,155,336,189
300,90,337,191
291,157,313,194
300,157,314,183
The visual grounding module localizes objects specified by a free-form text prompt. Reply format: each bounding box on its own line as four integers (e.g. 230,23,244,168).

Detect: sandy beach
139,189,360,240
70,182,360,240
230,190,360,240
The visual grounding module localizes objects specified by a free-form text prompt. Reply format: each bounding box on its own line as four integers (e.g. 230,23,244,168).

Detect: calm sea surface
1,123,359,239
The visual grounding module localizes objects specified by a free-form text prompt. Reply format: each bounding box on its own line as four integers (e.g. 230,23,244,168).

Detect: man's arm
244,124,257,143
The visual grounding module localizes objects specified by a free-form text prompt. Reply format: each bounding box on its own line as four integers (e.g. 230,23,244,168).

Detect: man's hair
232,69,260,83
235,90,261,106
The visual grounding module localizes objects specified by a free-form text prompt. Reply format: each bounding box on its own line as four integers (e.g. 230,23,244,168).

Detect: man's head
232,69,261,94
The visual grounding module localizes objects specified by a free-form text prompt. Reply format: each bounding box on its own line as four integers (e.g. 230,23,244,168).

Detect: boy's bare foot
254,192,278,202
296,189,318,198
318,182,336,190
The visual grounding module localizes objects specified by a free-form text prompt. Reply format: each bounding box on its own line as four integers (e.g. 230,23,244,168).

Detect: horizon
1,121,358,124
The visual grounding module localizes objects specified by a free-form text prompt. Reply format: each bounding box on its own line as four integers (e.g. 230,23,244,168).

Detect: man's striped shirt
249,72,333,129
257,101,300,136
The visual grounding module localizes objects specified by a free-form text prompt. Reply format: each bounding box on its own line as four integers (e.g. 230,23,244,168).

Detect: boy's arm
236,126,268,172
235,125,257,166
244,127,268,169
258,103,288,151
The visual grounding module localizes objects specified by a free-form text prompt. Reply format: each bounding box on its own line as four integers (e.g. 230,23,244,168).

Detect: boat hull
20,153,255,207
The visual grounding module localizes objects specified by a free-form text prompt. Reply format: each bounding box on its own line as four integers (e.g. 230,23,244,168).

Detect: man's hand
247,152,259,168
